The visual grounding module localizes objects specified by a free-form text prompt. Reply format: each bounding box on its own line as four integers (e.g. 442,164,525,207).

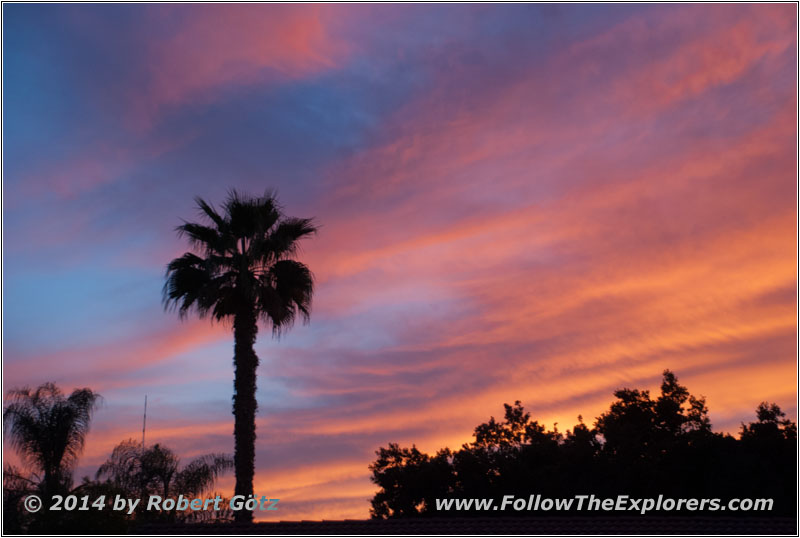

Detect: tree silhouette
96,439,233,523
369,444,452,519
370,370,796,519
163,190,316,522
3,382,100,499
3,464,37,533
740,402,797,443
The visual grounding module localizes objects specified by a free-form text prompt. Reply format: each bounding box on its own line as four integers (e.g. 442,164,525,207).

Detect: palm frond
96,439,143,495
163,253,214,318
251,217,317,264
176,222,231,255
174,453,234,497
194,196,227,230
258,260,314,335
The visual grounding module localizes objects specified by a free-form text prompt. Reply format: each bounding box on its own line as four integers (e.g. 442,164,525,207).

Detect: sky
2,3,797,521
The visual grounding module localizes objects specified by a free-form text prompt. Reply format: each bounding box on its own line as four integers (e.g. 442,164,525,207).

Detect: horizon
3,3,797,521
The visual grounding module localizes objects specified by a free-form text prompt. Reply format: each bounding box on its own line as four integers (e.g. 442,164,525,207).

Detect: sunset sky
3,3,797,520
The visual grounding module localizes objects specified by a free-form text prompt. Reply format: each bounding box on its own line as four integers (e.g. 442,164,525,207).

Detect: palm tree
96,439,233,522
3,382,101,498
163,190,316,522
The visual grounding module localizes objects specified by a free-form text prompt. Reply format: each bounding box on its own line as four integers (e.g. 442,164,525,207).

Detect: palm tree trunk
233,308,259,523
43,468,57,500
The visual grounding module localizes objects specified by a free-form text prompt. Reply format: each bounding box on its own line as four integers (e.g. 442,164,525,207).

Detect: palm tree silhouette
3,382,101,499
163,190,316,522
96,439,233,521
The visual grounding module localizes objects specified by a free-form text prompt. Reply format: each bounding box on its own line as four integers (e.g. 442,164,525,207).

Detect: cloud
130,4,354,128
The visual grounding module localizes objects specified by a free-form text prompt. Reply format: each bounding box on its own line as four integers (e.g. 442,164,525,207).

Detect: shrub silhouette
369,370,796,518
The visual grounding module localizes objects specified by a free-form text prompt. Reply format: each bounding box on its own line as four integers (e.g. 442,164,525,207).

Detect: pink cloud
130,5,354,129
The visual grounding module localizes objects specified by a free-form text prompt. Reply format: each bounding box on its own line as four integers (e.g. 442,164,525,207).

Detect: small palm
3,382,101,497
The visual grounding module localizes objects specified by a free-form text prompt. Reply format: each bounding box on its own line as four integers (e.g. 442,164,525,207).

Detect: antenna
142,395,147,449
